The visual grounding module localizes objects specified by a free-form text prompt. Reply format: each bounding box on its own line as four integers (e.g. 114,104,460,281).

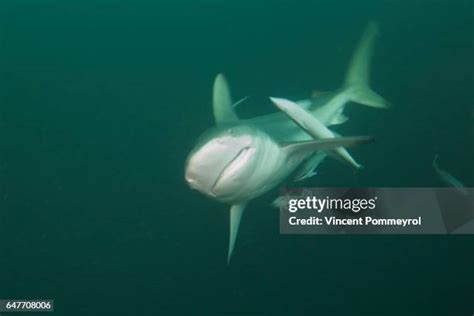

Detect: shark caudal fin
227,203,246,264
344,21,390,109
213,74,239,124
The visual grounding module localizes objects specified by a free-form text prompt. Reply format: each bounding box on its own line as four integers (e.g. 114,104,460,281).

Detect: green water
0,1,473,315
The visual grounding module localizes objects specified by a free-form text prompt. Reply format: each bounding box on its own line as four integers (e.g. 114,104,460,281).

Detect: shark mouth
211,146,252,195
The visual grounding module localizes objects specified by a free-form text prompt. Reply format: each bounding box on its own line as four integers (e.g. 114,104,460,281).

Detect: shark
433,155,469,195
184,22,389,263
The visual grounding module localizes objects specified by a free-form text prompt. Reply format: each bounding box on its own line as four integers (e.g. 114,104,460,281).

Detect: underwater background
0,0,473,315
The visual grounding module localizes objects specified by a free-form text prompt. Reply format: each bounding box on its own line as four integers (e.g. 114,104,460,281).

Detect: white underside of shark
185,22,389,263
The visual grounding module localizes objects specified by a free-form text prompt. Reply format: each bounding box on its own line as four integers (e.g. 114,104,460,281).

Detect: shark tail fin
227,203,246,264
344,21,390,109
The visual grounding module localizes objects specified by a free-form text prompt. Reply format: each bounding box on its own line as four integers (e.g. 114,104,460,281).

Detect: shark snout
184,131,255,199
184,172,196,187
184,158,219,198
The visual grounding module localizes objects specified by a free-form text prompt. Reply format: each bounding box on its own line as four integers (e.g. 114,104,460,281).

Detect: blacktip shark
185,22,389,263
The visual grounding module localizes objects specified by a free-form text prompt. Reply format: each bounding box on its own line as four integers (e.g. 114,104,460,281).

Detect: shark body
184,22,389,262
433,155,469,195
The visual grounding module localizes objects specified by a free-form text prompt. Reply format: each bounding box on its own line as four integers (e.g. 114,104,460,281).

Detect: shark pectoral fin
270,97,367,169
272,196,288,209
283,137,374,157
213,74,239,125
269,97,329,138
327,150,363,170
228,203,247,264
293,152,327,181
327,130,363,170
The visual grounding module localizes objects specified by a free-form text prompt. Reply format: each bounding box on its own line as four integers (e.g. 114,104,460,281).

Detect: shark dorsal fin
213,74,239,125
227,203,246,264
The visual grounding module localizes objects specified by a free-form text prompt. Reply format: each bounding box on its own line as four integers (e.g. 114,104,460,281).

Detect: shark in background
184,22,389,263
433,155,469,195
